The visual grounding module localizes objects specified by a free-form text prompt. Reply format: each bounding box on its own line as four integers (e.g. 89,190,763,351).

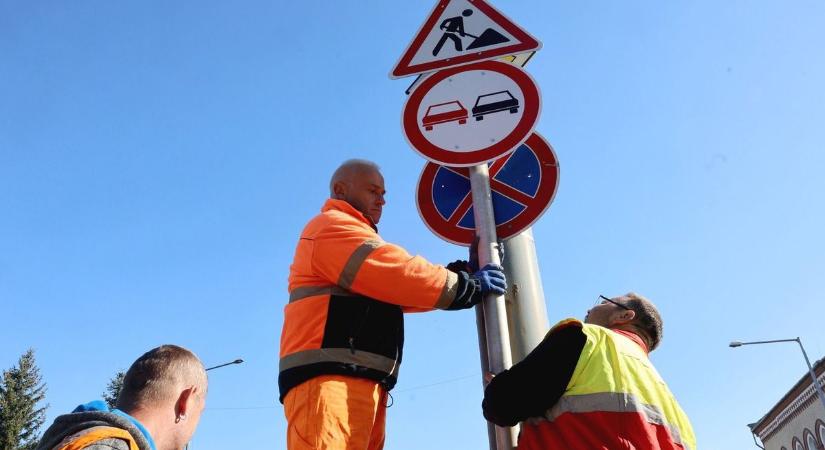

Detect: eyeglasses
597,295,632,311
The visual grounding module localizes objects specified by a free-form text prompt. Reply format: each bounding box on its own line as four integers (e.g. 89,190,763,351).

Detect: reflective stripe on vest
289,285,354,303
280,348,400,379
544,392,687,447
433,271,459,310
57,426,139,450
532,320,696,450
338,240,385,289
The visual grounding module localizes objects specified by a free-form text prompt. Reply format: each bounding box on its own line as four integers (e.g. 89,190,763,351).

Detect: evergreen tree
102,371,125,409
0,349,48,450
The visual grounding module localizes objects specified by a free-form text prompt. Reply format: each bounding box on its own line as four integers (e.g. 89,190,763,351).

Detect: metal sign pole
501,228,549,363
469,164,517,450
474,305,497,449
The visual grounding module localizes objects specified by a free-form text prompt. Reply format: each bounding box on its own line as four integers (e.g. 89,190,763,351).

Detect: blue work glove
473,264,507,295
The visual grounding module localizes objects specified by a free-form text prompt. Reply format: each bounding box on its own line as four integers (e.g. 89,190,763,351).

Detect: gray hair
329,159,381,196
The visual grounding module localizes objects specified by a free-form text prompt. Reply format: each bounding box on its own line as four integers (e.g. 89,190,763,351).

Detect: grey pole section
730,338,825,413
469,164,517,449
501,228,549,363
475,306,497,450
794,338,825,413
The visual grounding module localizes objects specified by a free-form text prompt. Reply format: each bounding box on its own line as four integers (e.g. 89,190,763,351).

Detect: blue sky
2,1,824,449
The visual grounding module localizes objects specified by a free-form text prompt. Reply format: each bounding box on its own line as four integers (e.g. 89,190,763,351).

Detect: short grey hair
329,159,381,196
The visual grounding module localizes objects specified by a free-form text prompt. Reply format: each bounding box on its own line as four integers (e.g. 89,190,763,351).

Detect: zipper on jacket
348,304,371,355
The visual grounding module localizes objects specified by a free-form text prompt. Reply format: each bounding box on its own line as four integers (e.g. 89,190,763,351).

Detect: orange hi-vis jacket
518,319,696,450
279,199,472,401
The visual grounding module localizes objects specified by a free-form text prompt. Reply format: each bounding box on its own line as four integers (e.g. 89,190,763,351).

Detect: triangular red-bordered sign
390,0,541,79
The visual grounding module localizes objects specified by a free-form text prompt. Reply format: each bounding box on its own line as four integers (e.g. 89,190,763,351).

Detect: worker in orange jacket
280,158,506,450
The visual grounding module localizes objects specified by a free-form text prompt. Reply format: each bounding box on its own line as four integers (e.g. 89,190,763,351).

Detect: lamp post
205,358,244,371
729,338,825,414
187,358,244,450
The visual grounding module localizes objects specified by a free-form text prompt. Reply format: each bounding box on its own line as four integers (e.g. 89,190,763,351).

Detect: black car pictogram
472,90,519,121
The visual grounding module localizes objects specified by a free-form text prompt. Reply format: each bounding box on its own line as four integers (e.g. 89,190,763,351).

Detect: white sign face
417,69,523,151
391,0,541,78
402,60,540,166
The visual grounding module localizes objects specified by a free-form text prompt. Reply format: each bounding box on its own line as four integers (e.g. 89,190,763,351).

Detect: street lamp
187,358,244,450
205,358,244,371
729,338,825,414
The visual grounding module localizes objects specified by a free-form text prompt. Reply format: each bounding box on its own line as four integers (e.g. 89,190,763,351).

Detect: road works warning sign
390,0,541,78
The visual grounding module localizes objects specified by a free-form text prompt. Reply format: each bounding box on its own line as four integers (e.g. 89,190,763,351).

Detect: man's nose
377,194,386,205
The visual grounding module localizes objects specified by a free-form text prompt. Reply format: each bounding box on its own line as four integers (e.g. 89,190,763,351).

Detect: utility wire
394,373,476,393
206,373,478,411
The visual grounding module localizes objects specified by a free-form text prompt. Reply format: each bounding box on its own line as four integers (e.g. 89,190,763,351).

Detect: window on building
805,428,821,450
817,420,825,450
794,437,805,450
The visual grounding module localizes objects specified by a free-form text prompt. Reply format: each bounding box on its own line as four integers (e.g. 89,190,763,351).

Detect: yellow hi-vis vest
518,319,697,450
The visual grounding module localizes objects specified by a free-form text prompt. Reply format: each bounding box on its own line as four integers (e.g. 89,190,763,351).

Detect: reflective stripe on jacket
518,319,697,450
279,199,460,401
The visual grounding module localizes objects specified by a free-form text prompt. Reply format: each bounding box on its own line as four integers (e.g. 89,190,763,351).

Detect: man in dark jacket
37,345,207,450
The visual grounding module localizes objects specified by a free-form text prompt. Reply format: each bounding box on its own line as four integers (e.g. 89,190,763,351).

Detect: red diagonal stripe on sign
439,151,528,227
488,151,533,205
488,156,509,177
488,178,533,205
447,192,473,226
443,166,470,180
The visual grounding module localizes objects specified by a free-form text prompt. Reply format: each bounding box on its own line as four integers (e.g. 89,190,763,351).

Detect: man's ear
175,386,197,418
332,181,348,199
612,308,636,326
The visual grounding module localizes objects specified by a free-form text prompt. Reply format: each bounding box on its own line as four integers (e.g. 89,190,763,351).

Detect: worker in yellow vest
483,293,696,450
37,345,207,450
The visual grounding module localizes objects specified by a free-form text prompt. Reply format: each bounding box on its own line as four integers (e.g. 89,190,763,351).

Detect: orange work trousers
284,374,387,450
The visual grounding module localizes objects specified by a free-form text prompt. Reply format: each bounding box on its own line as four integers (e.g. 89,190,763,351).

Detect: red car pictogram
422,100,469,131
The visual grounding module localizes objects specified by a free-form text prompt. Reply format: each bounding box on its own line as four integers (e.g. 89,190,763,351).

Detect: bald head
329,159,386,223
329,159,381,195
